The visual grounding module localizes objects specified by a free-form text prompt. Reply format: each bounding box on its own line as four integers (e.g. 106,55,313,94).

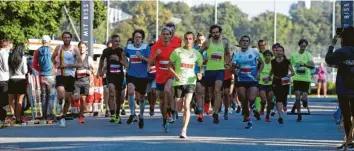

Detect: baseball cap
42,35,51,43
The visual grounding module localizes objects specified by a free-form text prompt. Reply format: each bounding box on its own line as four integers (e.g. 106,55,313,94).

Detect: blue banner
341,1,353,28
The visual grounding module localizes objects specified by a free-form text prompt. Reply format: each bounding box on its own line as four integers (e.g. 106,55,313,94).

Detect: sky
160,0,311,19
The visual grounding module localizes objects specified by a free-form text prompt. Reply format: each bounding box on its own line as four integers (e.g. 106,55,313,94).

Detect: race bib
262,76,270,83
211,52,223,61
130,55,142,64
159,60,169,70
296,67,306,74
76,69,89,78
149,66,156,74
180,63,194,69
281,77,291,85
110,64,121,73
240,65,251,74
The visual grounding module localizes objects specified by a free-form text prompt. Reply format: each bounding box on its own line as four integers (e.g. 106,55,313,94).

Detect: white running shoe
59,118,66,127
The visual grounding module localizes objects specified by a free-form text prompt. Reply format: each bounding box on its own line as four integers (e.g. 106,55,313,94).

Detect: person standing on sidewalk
32,35,56,121
0,40,10,123
325,26,354,150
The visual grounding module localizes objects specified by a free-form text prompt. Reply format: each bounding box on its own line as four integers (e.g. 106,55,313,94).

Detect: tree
112,1,172,44
0,1,106,43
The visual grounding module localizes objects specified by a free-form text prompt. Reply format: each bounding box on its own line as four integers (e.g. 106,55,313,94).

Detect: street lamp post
274,0,277,44
156,0,159,41
214,0,217,24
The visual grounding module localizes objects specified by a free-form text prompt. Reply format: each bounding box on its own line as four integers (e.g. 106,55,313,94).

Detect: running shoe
302,100,308,108
56,103,62,115
179,128,187,139
265,117,271,122
291,105,296,114
271,111,276,116
138,114,144,129
59,117,66,127
236,106,241,113
162,120,169,133
253,110,261,120
297,114,302,122
260,110,265,116
105,110,110,117
243,116,250,122
20,116,31,122
337,143,354,150
169,111,177,123
283,107,288,112
204,103,210,115
115,115,122,124
245,121,252,129
231,103,236,111
78,117,85,124
93,112,99,117
65,114,74,120
197,114,203,123
149,109,154,116
73,113,80,118
167,112,172,120
212,113,219,124
6,115,15,124
224,113,228,120
127,115,136,125
121,109,126,116
278,117,284,124
109,114,117,123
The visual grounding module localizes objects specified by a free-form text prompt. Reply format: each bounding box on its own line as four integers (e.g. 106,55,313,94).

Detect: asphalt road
0,98,344,151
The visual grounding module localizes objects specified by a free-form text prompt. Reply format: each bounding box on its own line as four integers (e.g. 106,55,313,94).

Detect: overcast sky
160,0,310,19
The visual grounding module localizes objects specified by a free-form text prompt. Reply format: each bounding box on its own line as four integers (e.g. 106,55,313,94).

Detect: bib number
211,52,222,61
281,77,291,85
240,66,251,74
110,64,121,73
159,60,169,70
76,69,89,78
296,67,306,74
262,76,270,83
130,55,142,64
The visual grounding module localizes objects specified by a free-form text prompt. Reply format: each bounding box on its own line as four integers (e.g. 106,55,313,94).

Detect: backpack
37,46,53,74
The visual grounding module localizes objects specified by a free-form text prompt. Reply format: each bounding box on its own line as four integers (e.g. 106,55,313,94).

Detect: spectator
0,40,10,123
8,43,28,124
32,35,56,121
317,63,327,98
325,26,354,149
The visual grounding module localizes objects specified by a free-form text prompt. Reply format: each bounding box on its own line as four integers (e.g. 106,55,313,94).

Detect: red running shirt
150,42,175,84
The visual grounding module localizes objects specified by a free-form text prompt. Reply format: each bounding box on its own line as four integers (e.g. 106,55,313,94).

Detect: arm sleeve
149,46,156,59
325,46,341,65
32,50,40,72
22,57,28,74
2,52,9,72
169,50,177,63
145,46,151,58
123,47,130,58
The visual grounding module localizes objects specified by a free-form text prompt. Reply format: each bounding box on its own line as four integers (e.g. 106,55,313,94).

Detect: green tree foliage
0,0,344,57
0,1,106,44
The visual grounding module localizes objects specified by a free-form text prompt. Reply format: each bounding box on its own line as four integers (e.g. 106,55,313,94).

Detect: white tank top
57,45,76,77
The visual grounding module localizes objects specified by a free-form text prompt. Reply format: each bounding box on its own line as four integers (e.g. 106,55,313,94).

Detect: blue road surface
0,98,344,151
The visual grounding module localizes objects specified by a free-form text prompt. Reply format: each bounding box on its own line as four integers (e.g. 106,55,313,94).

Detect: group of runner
1,23,315,139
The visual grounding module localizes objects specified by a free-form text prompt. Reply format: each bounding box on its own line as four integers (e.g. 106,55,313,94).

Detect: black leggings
338,96,354,139
273,84,289,104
